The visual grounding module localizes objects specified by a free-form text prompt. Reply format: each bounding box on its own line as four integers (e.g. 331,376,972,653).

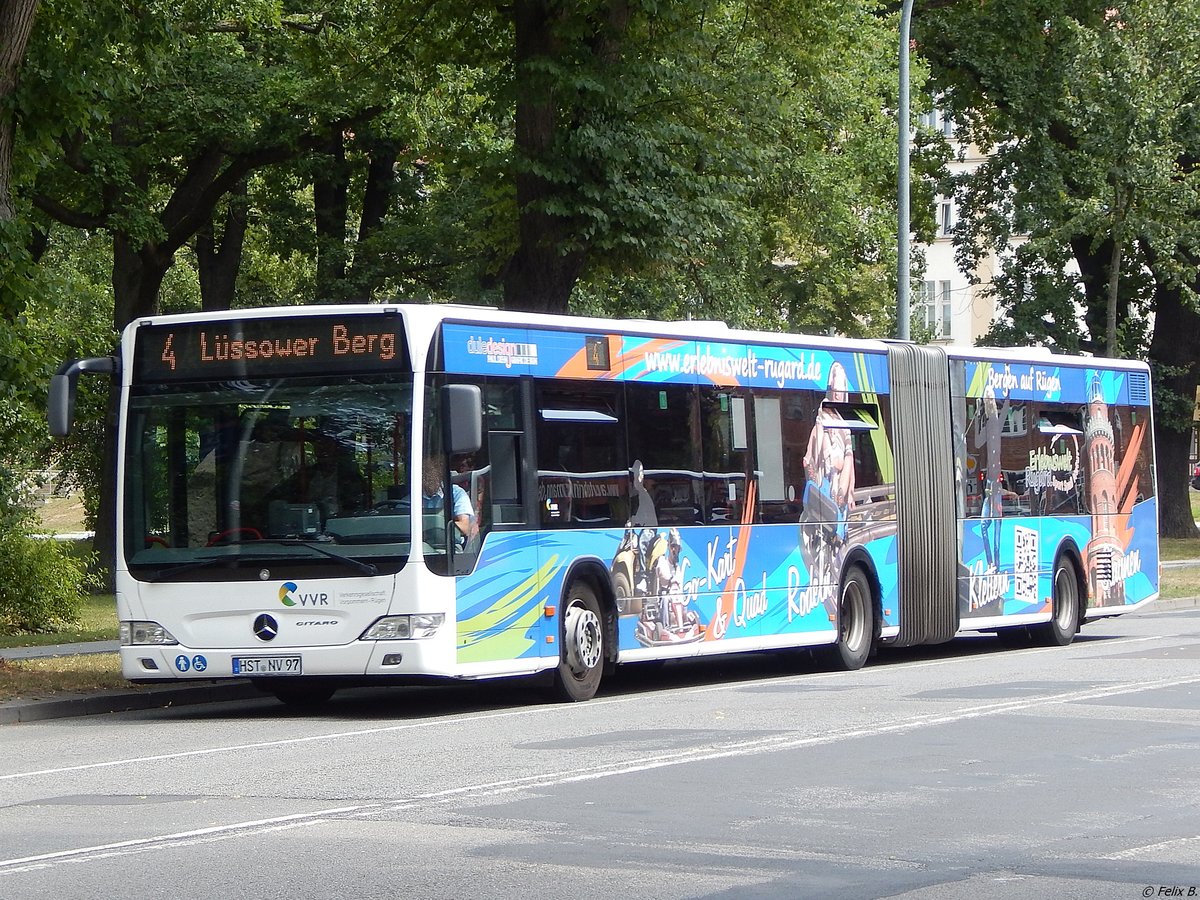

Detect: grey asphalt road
1,607,1198,900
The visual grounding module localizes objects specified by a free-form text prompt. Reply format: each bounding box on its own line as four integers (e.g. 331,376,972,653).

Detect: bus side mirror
443,383,482,455
48,356,118,437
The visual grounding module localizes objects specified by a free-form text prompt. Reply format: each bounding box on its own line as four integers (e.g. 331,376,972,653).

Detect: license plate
232,656,302,676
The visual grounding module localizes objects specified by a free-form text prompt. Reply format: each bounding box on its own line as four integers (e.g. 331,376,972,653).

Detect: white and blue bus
49,304,1160,705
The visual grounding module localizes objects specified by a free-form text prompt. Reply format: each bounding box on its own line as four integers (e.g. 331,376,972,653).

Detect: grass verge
0,594,118,650
0,654,128,702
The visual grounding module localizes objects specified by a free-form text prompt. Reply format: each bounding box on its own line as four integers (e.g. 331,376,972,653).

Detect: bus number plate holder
232,656,302,676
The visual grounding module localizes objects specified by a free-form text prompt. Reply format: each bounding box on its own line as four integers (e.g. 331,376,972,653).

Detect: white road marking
0,634,1167,783
2,671,1199,875
1101,834,1200,860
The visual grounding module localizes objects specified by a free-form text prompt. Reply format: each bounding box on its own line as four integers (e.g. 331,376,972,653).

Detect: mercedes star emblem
253,613,279,642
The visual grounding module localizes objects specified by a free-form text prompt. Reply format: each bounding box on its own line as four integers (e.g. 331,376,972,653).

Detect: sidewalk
3,595,1198,726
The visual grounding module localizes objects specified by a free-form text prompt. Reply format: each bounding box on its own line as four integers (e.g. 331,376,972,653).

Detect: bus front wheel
826,565,873,671
256,678,337,709
551,581,605,702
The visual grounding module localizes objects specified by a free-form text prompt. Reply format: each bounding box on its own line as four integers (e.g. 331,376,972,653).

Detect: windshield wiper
144,553,290,583
261,539,379,576
144,541,378,582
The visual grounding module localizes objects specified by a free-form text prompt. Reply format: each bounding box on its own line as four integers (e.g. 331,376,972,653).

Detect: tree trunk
0,0,40,221
503,0,587,313
1070,234,1115,355
1148,276,1200,539
346,141,399,298
1105,238,1121,357
197,182,248,312
92,236,173,582
314,131,349,300
357,142,398,243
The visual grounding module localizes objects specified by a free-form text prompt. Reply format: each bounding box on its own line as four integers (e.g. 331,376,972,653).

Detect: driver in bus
422,454,475,548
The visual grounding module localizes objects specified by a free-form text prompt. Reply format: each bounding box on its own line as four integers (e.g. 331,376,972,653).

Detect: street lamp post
896,0,915,341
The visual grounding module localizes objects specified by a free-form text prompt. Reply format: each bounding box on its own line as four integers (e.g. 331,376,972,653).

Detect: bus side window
756,390,817,524
851,429,883,493
698,388,751,525
489,431,523,524
535,382,626,528
625,383,701,526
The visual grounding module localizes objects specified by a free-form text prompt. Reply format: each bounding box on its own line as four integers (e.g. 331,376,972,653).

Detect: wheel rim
564,600,602,676
1054,565,1076,630
840,578,867,650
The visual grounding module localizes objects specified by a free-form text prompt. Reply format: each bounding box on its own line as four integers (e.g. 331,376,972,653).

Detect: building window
919,107,955,138
940,110,954,138
918,280,953,340
940,202,954,235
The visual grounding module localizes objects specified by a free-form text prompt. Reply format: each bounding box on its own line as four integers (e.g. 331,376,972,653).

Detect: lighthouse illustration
1083,373,1126,607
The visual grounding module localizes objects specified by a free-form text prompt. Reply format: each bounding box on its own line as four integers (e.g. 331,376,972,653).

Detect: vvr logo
278,581,329,607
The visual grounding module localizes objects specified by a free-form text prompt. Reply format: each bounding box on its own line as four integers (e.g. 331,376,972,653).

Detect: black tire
1033,557,1081,646
256,678,337,709
551,581,605,701
825,565,874,671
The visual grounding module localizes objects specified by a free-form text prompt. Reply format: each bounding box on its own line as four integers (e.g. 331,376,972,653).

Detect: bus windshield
123,374,414,579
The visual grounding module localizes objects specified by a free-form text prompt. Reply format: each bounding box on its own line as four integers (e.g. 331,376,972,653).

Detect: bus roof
126,303,1145,374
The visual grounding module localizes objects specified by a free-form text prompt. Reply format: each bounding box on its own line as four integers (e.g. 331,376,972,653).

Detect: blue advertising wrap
442,323,890,393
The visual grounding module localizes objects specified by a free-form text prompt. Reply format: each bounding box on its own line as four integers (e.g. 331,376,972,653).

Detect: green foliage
497,0,916,324
925,0,1200,355
0,532,97,633
0,228,114,534
923,0,1200,537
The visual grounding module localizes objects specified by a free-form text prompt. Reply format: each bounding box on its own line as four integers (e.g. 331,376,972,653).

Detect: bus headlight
120,621,178,646
361,614,444,640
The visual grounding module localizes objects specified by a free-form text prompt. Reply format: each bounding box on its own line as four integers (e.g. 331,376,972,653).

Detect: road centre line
0,634,1169,783
2,672,1200,875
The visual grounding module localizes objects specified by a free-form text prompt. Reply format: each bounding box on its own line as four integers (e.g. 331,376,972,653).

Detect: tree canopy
6,0,1194,562
922,0,1200,536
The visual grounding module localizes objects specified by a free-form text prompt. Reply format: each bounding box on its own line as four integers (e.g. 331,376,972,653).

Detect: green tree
923,0,1200,537
14,0,431,572
500,0,914,323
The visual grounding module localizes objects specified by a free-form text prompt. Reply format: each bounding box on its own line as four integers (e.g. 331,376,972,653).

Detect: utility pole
896,0,915,341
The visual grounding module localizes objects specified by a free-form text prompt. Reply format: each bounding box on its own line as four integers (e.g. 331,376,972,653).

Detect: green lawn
1166,487,1200,561
0,594,117,649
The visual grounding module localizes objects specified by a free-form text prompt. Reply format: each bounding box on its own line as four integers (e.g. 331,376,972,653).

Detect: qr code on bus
1013,525,1039,605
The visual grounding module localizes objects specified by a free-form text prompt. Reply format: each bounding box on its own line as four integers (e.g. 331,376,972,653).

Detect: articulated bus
49,304,1159,705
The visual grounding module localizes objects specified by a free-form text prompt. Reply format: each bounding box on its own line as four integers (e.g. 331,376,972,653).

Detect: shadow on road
151,626,1147,725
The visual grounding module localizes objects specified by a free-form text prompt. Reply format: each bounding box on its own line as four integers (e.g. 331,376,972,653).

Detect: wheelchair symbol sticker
191,655,207,672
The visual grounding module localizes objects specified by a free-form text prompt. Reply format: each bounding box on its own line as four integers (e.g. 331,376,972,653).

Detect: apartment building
915,107,1020,346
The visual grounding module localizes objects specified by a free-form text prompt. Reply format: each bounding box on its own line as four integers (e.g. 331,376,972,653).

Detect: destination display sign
133,313,408,382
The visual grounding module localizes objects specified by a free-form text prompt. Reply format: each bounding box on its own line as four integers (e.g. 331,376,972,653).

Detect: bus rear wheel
551,581,605,702
825,565,873,671
1033,557,1081,646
